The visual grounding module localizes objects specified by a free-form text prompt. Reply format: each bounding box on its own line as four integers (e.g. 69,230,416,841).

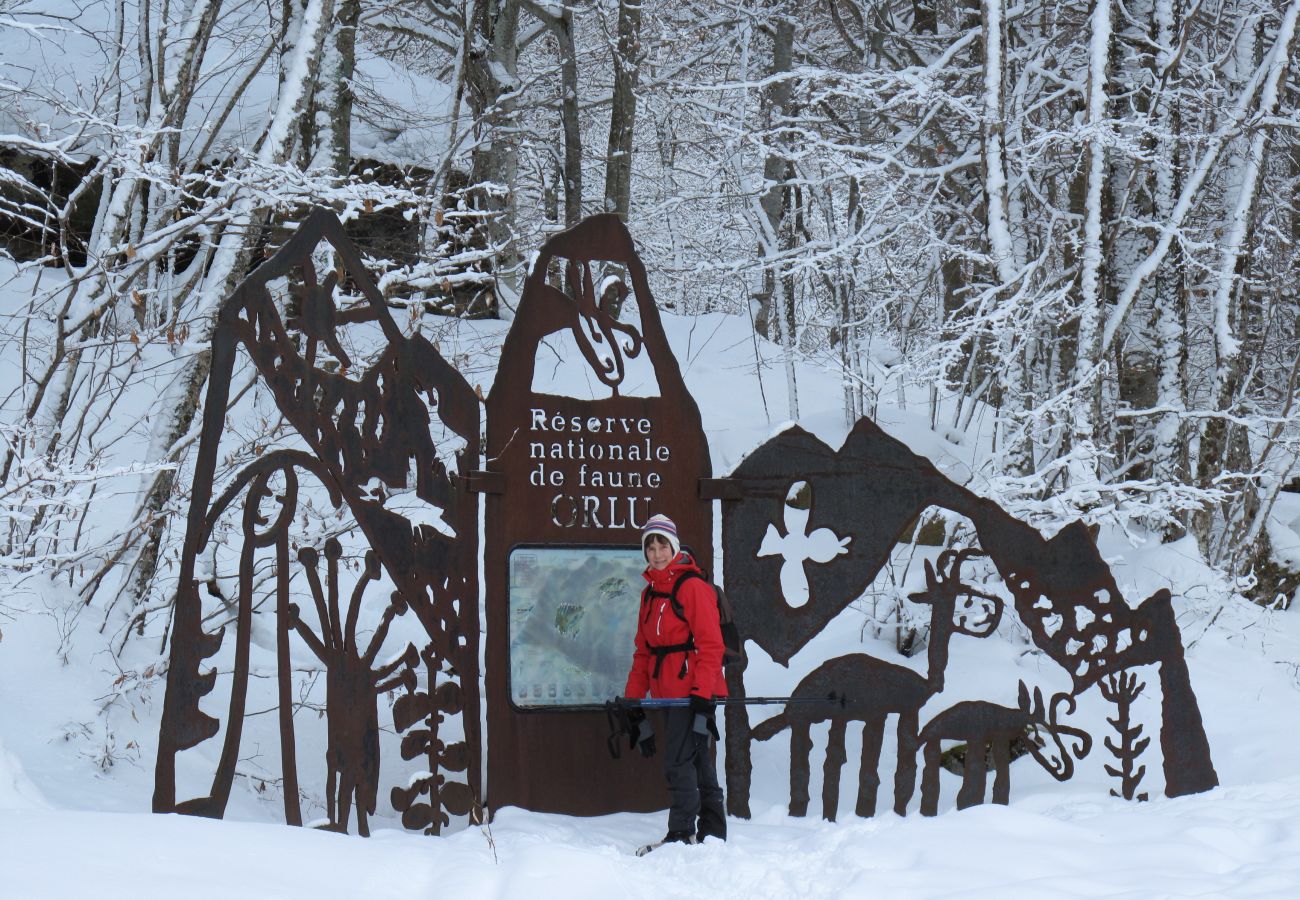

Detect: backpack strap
643,573,703,679
668,570,705,624
647,570,743,672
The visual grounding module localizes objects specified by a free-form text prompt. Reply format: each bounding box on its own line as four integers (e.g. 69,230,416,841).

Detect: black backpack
642,570,745,673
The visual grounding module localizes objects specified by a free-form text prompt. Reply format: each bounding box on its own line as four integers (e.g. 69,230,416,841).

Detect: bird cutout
757,482,852,608
287,267,351,371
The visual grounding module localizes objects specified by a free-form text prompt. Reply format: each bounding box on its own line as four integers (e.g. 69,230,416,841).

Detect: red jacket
624,553,728,700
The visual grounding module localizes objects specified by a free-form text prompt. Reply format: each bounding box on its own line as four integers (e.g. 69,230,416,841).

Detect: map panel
508,545,645,708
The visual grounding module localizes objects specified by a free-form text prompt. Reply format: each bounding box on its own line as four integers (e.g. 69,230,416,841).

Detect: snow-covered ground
2,296,1299,898
5,582,1300,898
6,779,1300,900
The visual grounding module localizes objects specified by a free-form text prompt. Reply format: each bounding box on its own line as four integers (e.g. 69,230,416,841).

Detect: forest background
0,0,1297,709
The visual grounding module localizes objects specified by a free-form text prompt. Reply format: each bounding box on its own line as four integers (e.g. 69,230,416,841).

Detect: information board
508,545,645,708
484,213,713,814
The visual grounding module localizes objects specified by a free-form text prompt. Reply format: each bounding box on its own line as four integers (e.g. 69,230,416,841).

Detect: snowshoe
635,830,698,857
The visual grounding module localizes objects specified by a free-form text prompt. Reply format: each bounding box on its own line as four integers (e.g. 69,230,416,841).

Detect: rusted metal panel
153,207,1219,834
483,213,712,816
154,208,481,835
698,478,744,500
721,420,968,668
722,418,1217,816
463,470,506,494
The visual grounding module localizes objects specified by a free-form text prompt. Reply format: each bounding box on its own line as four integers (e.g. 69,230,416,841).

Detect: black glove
690,694,718,739
628,707,656,757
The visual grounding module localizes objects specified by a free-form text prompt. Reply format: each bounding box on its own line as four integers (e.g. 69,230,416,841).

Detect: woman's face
644,535,675,571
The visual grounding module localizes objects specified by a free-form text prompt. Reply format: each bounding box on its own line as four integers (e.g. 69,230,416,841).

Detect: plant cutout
390,674,477,834
1100,671,1149,801
289,540,419,836
757,480,852,608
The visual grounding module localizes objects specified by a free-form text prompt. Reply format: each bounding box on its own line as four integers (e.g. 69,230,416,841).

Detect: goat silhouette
751,549,1003,819
918,683,1092,815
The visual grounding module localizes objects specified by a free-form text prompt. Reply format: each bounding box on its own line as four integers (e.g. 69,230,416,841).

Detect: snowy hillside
2,303,1299,898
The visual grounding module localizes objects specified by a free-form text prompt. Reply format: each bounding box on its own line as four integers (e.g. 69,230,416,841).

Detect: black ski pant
663,706,726,839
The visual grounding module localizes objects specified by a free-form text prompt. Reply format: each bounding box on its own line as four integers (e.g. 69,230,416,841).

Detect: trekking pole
604,694,848,759
627,693,848,709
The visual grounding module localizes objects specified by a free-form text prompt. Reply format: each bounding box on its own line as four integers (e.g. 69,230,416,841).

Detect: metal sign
479,213,713,815
154,211,1219,836
716,419,1217,818
154,209,481,835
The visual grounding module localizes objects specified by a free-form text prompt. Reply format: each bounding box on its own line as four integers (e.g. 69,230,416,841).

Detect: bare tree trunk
119,0,338,616
1149,0,1189,531
119,347,212,618
318,0,361,175
839,179,863,426
604,0,642,220
466,0,521,315
938,0,985,425
1067,0,1111,485
754,14,795,340
1111,0,1158,478
980,0,1031,475
556,7,582,226
10,0,227,589
521,0,582,226
1193,3,1299,552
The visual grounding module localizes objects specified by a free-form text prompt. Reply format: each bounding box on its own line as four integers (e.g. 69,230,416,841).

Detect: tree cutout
1100,671,1150,801
155,209,481,835
757,481,852,607
288,540,419,836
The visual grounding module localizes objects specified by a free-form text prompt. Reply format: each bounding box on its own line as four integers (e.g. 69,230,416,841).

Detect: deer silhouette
918,682,1092,815
751,548,1004,820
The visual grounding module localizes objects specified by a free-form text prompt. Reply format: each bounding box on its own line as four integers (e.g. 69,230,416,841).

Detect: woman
624,513,727,854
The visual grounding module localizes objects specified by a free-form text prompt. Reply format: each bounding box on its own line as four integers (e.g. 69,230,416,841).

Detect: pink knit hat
641,514,681,557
